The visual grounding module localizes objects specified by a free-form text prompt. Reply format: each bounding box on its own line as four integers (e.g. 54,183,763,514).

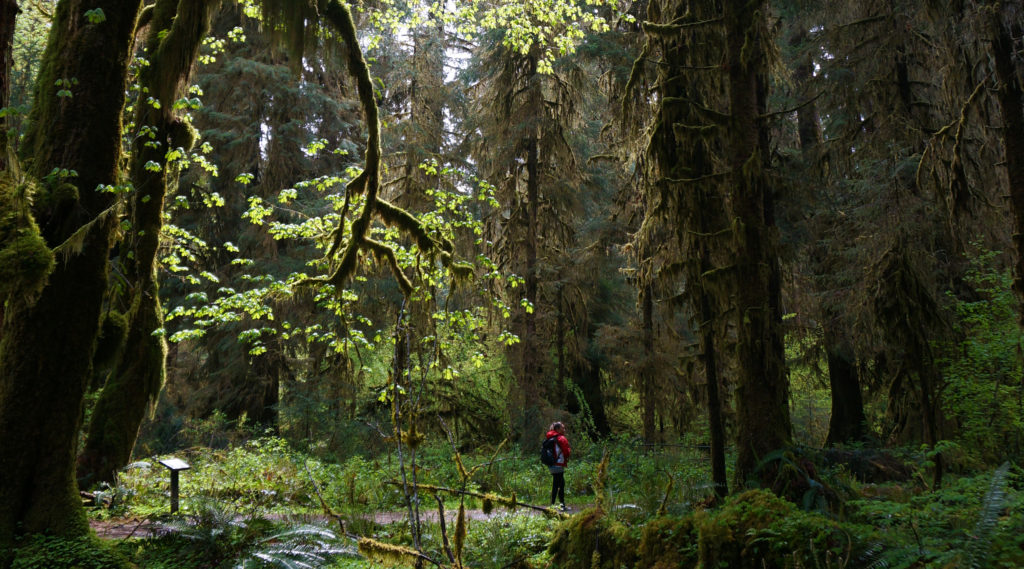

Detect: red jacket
546,430,571,467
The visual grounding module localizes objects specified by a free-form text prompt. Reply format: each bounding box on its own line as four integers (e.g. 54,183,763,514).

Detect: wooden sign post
159,458,191,514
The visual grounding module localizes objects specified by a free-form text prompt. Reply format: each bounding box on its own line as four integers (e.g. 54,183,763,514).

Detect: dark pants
550,471,565,505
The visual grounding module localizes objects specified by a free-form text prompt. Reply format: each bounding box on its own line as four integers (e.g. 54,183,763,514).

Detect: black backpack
540,436,558,466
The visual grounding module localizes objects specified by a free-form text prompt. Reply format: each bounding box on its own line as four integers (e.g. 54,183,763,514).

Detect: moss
454,503,467,561
697,489,792,567
0,234,54,300
167,118,199,152
92,310,128,374
636,516,699,569
357,537,422,566
0,178,55,302
547,508,638,569
11,533,132,569
695,489,860,569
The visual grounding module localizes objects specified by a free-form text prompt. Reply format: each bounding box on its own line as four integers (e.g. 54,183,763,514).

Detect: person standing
545,421,571,511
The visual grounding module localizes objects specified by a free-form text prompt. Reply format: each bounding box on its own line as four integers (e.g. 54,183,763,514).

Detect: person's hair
550,421,564,432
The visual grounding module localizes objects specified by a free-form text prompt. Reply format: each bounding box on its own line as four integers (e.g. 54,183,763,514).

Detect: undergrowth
80,434,1024,569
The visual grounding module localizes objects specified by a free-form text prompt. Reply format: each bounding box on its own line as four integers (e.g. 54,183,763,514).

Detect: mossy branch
312,1,382,292
299,2,469,297
434,495,456,564
663,97,730,124
375,197,445,252
621,39,650,121
642,16,722,35
387,482,569,518
364,237,414,295
660,172,728,185
657,474,674,517
358,537,442,568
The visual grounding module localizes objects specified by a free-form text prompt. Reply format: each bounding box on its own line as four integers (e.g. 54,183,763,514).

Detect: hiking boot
558,503,568,512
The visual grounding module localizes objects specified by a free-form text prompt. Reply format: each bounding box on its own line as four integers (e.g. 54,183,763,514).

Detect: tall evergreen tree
632,0,791,489
466,32,592,437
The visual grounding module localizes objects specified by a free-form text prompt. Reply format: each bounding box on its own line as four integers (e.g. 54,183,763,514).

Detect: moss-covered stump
697,489,860,569
636,516,699,569
547,508,638,569
545,491,869,569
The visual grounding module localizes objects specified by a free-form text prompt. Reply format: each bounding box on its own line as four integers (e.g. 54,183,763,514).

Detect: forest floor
90,505,564,540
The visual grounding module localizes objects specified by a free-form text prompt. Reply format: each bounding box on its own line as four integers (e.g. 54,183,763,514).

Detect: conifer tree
632,0,791,488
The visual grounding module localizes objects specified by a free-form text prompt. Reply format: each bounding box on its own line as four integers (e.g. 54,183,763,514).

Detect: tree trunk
724,0,792,485
402,10,444,211
572,355,611,438
700,280,728,500
0,0,142,556
78,0,219,487
517,55,543,417
990,5,1024,309
0,0,17,171
824,333,868,446
639,284,657,442
556,284,567,405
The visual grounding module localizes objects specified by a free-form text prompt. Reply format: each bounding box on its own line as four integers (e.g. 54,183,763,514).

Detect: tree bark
639,284,657,443
700,279,728,499
571,354,611,438
0,0,18,171
724,0,792,485
0,0,143,556
824,333,868,446
78,0,219,487
989,4,1024,310
523,101,541,401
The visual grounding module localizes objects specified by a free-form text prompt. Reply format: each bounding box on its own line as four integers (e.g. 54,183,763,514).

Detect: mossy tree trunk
723,0,792,484
78,0,219,487
522,82,543,405
640,0,731,492
0,0,17,171
0,0,142,558
989,4,1024,308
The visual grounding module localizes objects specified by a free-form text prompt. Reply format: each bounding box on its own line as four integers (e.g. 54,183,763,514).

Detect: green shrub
462,512,556,568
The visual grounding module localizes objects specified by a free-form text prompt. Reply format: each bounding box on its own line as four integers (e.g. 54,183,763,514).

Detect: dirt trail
90,505,566,540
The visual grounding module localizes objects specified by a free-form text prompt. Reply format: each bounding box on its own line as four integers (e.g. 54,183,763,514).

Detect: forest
1,0,1024,567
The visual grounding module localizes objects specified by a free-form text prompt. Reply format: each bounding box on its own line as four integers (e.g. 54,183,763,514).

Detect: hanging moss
454,503,467,562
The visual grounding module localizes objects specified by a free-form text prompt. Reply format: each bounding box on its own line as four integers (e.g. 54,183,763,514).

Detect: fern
235,524,356,569
963,462,1011,569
